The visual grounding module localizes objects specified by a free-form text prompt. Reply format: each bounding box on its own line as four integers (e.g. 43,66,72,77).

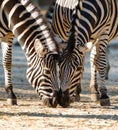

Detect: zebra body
46,0,109,106
0,0,59,107
52,0,118,107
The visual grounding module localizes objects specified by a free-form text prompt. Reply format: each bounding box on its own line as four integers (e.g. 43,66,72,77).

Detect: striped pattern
0,0,59,107
52,0,118,107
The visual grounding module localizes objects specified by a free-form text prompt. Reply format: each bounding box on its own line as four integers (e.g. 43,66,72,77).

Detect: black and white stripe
0,0,59,107
52,0,118,107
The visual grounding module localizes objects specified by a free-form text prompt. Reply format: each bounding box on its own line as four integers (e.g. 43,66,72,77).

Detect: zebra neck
3,0,36,45
20,0,43,21
20,0,57,50
3,0,58,53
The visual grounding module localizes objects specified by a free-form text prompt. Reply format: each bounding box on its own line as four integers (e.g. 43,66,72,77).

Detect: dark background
35,0,52,6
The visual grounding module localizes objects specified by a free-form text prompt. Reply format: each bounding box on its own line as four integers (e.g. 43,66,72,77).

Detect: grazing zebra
52,0,118,107
0,0,59,107
46,0,110,106
45,0,82,105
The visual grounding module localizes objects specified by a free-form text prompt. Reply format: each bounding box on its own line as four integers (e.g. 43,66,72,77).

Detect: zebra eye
44,69,51,74
73,57,79,64
77,66,83,71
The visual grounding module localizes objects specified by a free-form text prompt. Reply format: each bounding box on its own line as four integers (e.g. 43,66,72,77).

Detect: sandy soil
0,40,118,130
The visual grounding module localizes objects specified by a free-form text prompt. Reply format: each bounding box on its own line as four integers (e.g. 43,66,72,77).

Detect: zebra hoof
100,98,110,106
105,76,109,80
43,97,58,108
91,94,100,101
7,98,17,105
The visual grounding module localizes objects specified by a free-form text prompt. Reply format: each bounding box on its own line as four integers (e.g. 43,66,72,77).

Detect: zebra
52,0,118,107
46,0,110,106
45,0,82,105
0,0,59,107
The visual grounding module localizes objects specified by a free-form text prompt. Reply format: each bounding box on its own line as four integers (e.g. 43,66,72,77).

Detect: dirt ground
0,39,118,130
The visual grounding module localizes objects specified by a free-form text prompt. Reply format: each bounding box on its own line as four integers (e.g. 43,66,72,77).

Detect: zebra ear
78,42,94,53
85,39,99,52
79,39,99,53
34,39,47,57
85,42,93,52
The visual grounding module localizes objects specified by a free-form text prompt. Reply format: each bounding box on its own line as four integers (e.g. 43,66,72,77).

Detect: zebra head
58,46,85,107
57,18,96,107
26,39,59,108
58,36,97,107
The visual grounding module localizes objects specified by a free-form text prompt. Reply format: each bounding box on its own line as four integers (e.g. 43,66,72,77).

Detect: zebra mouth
42,97,58,108
57,84,82,107
57,89,70,108
41,91,59,108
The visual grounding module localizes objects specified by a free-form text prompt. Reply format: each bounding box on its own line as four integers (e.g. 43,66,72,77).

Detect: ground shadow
0,111,118,121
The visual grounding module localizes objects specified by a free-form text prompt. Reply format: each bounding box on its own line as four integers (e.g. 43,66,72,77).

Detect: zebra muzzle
42,91,59,108
57,89,70,108
42,97,58,108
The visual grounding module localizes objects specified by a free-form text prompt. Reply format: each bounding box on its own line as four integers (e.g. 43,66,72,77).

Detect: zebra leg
105,46,110,80
2,33,17,105
74,66,83,102
95,43,110,106
90,46,100,101
74,83,81,102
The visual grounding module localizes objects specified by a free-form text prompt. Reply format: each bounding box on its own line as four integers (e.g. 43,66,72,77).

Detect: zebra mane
67,1,83,54
67,8,77,54
67,26,75,53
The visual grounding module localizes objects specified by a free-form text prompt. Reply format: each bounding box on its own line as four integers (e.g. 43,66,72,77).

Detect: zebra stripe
0,0,59,107
52,0,118,107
